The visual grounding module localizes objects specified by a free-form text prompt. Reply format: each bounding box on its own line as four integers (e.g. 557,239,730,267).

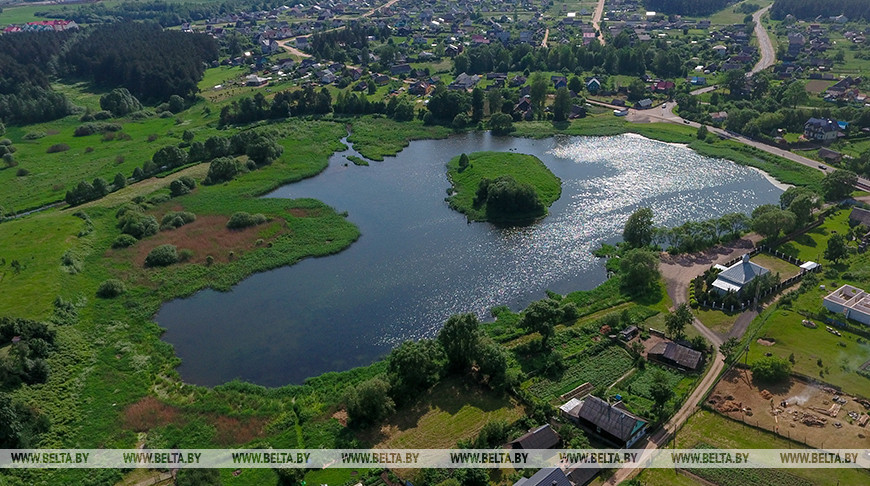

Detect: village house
508,424,560,450
561,396,648,448
803,117,840,142
711,254,770,295
823,284,870,325
648,340,703,372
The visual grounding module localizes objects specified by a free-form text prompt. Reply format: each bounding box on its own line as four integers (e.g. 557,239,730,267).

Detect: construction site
707,368,870,449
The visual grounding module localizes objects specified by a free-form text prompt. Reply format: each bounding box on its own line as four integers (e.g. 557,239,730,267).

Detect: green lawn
347,116,451,161
446,151,562,222
693,308,741,335
776,209,852,262
750,253,802,279
361,376,526,449
635,410,870,486
746,307,870,393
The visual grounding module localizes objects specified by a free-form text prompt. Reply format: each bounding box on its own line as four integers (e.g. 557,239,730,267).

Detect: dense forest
62,22,219,102
0,32,71,124
35,0,287,27
307,23,384,64
642,0,730,16
770,0,870,20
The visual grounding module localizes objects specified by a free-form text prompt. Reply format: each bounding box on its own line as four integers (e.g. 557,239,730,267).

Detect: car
818,165,827,170
683,120,690,124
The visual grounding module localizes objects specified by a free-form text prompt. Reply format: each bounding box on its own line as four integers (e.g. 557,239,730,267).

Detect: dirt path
66,164,210,212
591,0,606,45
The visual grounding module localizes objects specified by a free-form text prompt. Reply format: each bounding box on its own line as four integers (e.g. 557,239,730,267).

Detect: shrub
169,180,191,197
178,249,194,262
112,234,138,248
204,157,242,185
96,279,126,298
100,87,142,116
3,153,16,167
147,134,158,142
85,147,94,153
205,255,214,266
751,356,791,383
23,131,46,140
226,212,267,229
15,168,29,177
92,110,113,120
147,193,171,205
160,211,196,230
145,244,178,267
46,143,70,153
119,213,158,239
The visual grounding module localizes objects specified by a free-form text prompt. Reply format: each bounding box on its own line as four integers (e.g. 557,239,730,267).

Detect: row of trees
642,0,729,16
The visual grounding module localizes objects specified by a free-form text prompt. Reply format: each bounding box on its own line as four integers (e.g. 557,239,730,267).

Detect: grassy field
635,410,870,486
347,116,451,161
361,377,525,449
607,364,697,419
750,253,802,279
693,308,742,335
776,209,852,262
446,151,562,222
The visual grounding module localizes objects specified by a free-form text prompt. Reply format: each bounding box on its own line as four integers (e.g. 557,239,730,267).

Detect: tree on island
458,153,470,171
474,176,544,220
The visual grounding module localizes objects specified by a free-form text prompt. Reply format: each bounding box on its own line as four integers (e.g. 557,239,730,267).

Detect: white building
823,285,870,325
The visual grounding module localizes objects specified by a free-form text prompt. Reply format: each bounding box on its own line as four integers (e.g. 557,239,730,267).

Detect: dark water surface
156,132,783,386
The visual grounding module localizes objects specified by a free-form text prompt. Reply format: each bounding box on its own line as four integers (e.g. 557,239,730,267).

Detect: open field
347,117,451,161
360,377,525,449
746,307,870,393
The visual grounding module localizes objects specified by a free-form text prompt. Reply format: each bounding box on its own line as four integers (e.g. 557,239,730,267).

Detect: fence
695,246,821,312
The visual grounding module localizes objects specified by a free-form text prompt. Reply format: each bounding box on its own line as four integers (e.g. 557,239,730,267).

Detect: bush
119,213,158,239
100,88,142,116
112,234,138,248
226,212,267,229
169,176,197,197
46,143,70,153
92,110,113,120
15,168,29,177
751,356,791,383
96,279,126,298
144,244,178,267
160,211,196,230
22,131,46,140
204,157,242,185
147,193,170,205
178,248,194,262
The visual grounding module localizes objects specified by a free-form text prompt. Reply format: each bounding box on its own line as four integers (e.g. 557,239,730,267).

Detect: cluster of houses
822,76,867,105
2,20,78,34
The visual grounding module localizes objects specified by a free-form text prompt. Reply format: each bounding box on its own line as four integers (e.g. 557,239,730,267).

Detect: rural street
542,28,549,48
591,0,606,46
750,5,776,74
592,98,870,191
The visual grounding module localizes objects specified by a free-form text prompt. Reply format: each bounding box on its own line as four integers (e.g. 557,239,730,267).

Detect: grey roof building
509,424,560,450
648,340,703,371
711,254,769,294
562,396,647,448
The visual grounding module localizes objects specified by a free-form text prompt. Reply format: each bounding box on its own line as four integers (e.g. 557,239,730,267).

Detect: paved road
623,101,870,191
591,0,606,45
750,5,776,74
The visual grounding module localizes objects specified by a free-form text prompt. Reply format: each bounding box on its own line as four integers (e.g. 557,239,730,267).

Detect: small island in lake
446,151,562,223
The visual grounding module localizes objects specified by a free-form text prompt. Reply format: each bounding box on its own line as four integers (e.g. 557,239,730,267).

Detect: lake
156,132,784,386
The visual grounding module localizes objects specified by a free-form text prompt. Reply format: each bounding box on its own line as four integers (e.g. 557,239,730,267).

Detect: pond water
156,132,783,387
